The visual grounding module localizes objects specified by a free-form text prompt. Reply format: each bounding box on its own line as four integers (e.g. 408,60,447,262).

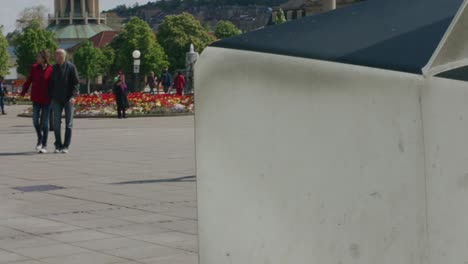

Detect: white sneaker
36,144,42,152
61,148,69,154
54,149,61,153
39,148,48,154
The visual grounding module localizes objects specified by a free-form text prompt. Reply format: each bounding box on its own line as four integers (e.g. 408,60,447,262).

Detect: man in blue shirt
160,68,172,94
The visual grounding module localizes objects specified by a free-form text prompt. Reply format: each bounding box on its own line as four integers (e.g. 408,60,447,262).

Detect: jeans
52,101,74,149
0,96,4,113
32,103,50,147
163,86,170,94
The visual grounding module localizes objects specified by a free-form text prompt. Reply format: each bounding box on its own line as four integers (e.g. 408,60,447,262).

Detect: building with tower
48,0,115,44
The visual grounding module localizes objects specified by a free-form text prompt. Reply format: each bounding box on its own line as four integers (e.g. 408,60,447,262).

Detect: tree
157,13,215,70
111,17,168,81
74,41,104,94
13,20,58,77
16,5,49,30
99,46,115,77
274,8,287,24
0,28,10,77
214,21,241,39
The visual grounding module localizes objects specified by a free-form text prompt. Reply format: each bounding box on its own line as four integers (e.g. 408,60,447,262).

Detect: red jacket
21,63,53,104
174,74,186,90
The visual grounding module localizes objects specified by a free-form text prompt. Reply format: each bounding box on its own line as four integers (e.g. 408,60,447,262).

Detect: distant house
68,30,118,54
270,0,357,23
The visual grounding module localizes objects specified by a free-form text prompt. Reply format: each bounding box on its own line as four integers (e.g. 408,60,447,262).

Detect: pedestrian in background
160,68,172,94
0,77,6,115
174,71,186,96
146,71,158,95
21,50,53,153
114,71,129,119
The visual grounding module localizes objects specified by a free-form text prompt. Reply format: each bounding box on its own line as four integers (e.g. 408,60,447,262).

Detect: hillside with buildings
105,0,364,33
105,0,286,33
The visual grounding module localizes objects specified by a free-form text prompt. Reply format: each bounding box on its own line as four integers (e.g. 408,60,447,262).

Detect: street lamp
132,50,141,92
185,44,199,94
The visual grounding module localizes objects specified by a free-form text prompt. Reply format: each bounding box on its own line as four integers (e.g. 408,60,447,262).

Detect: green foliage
274,8,286,24
74,41,103,93
111,17,168,76
157,13,215,69
214,21,241,39
99,46,115,76
13,21,58,77
0,28,10,77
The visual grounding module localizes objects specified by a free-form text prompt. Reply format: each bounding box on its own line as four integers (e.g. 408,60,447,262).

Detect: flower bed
5,93,31,105
19,92,194,117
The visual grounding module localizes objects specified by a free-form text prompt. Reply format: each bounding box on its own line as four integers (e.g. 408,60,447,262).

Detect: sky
0,0,141,33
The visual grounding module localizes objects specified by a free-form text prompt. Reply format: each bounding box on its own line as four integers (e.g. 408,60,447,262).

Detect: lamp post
132,50,141,92
185,44,199,94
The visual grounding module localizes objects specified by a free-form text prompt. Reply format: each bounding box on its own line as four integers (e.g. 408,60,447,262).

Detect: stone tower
48,0,114,44
50,0,105,25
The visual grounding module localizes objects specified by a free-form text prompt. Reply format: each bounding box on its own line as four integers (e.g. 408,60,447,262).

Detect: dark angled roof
68,31,118,52
89,31,118,48
212,0,464,74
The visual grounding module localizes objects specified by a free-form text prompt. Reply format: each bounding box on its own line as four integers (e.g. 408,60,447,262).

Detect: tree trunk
87,79,91,94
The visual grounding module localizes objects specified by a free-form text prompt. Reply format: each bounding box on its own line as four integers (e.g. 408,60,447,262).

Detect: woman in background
113,71,129,119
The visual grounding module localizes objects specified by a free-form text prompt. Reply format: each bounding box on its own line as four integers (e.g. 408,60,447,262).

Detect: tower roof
49,23,114,42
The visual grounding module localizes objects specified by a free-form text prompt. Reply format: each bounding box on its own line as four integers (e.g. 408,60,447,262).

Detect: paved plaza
0,105,198,264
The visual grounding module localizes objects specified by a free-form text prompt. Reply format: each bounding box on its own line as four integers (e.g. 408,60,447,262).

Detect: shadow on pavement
0,152,36,156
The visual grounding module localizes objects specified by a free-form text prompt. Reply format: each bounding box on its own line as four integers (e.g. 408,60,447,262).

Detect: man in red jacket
21,50,53,153
173,71,186,96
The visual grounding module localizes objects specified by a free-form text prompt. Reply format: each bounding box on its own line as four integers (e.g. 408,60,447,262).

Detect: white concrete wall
422,77,468,264
195,47,428,264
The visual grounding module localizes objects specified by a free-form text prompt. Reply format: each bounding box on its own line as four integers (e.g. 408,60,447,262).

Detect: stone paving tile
39,252,127,264
9,244,92,259
140,252,198,264
37,212,108,223
87,207,149,218
0,217,81,235
103,245,183,260
2,261,44,264
130,231,198,252
0,249,30,263
157,206,198,220
157,219,198,235
111,262,143,264
94,223,168,237
57,217,136,229
0,106,198,264
40,229,116,243
117,213,183,225
71,237,150,251
0,227,27,240
0,236,59,251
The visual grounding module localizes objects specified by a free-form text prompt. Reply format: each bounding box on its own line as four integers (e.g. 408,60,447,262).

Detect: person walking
173,71,186,96
0,77,6,115
146,71,158,95
113,71,129,119
49,49,80,154
20,50,53,153
160,68,172,94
